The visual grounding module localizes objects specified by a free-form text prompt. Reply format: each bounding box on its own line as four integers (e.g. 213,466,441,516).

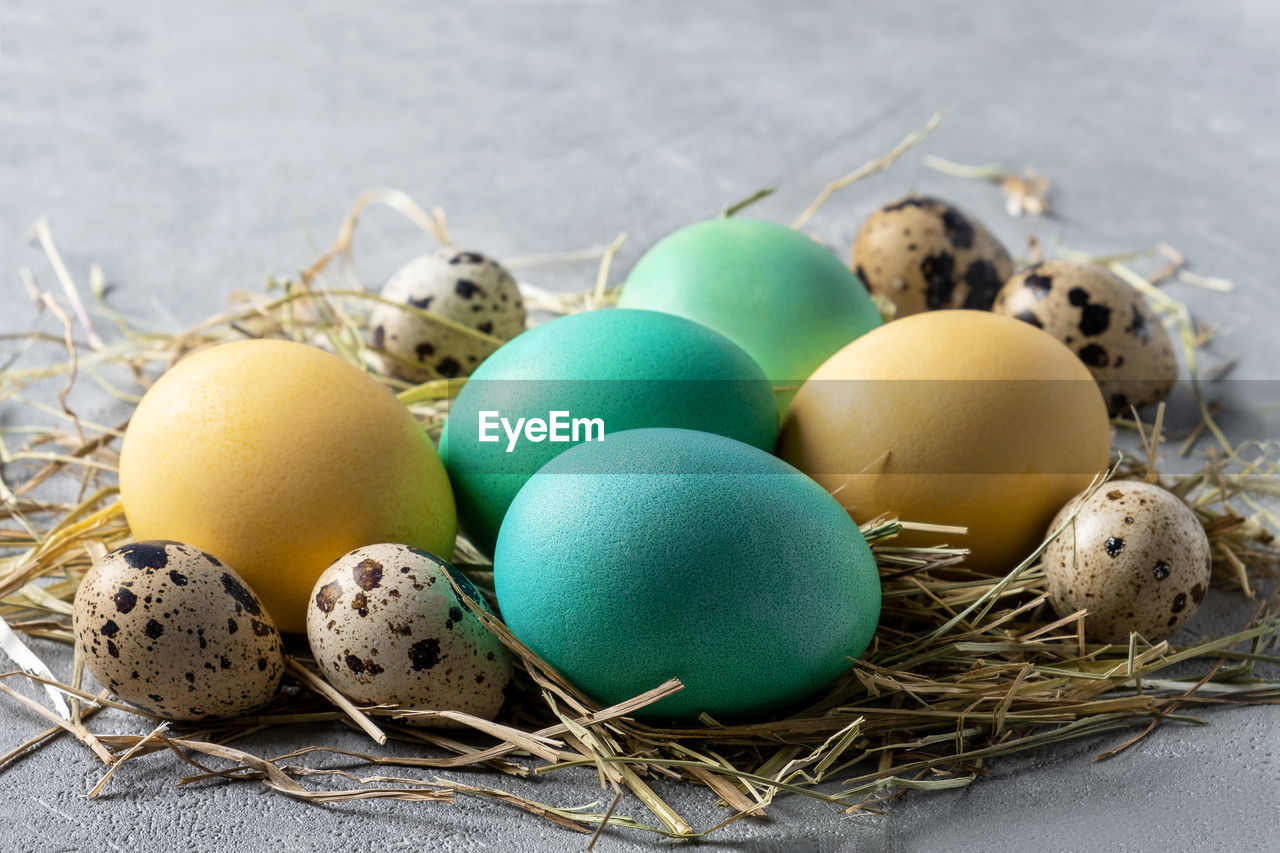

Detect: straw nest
1,116,1276,842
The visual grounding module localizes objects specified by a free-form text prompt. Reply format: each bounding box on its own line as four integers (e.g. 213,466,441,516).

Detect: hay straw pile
1,118,1276,842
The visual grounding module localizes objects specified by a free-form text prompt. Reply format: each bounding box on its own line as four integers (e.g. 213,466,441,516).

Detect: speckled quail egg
1043,481,1212,643
369,248,525,383
851,196,1014,316
73,541,285,721
306,544,512,724
993,259,1178,415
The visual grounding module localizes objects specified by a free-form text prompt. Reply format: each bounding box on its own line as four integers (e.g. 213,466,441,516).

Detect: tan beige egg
778,310,1112,573
369,248,525,382
306,544,512,725
73,541,284,721
993,259,1178,415
1044,481,1211,643
851,196,1014,317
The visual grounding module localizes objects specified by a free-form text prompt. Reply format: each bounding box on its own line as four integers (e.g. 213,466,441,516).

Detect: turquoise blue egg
441,309,778,555
617,217,882,405
493,427,881,719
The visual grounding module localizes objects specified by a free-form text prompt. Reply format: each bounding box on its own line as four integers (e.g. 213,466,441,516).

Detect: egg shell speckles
73,541,284,721
494,427,882,720
370,248,525,383
306,544,512,725
851,196,1014,316
1044,481,1212,643
993,259,1178,415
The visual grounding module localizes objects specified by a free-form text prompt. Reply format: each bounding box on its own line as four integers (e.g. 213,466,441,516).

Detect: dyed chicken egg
778,311,1112,572
618,217,881,401
494,428,881,719
118,339,456,634
441,308,778,555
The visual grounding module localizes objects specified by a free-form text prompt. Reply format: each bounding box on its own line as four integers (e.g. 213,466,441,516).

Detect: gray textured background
2,1,1278,851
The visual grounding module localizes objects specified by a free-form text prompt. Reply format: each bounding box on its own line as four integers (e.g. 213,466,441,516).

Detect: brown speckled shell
993,259,1178,415
72,541,285,721
306,544,513,726
1043,482,1211,643
851,196,1014,317
369,248,525,383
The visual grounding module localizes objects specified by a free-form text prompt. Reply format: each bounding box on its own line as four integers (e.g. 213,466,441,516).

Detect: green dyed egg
618,218,882,402
494,428,881,719
441,310,778,555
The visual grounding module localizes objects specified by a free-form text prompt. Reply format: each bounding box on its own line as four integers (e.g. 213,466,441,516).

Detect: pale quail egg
994,258,1178,415
369,248,525,382
851,196,1014,317
306,544,512,725
1044,481,1212,643
73,541,285,721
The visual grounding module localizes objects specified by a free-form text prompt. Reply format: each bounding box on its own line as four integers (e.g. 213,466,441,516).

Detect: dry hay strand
923,155,1052,217
1,117,1277,841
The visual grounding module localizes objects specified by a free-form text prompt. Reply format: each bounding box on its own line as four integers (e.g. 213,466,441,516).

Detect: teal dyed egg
617,218,882,402
441,309,778,555
493,428,881,719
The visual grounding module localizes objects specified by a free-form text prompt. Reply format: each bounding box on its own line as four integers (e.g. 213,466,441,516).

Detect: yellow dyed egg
119,340,456,634
778,311,1111,572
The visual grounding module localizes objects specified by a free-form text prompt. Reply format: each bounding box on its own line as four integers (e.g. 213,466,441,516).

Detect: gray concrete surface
2,1,1278,851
